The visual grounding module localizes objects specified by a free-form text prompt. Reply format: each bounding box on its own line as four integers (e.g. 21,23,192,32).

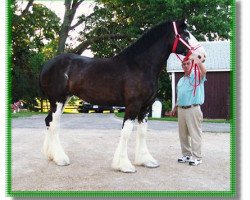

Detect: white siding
167,41,230,72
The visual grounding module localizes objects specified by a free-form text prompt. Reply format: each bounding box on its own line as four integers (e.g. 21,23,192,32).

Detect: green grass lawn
11,110,82,118
11,111,46,118
11,110,229,123
114,112,229,123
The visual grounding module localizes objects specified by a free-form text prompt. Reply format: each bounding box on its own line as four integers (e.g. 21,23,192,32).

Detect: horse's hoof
56,159,70,166
112,163,137,173
135,159,160,168
143,161,160,168
120,166,137,173
54,155,70,166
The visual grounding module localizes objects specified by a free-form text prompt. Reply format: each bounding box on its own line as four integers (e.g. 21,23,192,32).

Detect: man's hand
171,106,177,116
165,106,177,117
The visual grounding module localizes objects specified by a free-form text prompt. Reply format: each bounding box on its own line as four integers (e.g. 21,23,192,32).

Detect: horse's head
172,19,207,63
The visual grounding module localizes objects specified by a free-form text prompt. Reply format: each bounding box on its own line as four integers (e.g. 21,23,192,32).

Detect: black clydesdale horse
40,19,206,173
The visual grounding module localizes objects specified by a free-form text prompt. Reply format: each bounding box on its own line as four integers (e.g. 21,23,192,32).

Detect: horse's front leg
112,119,136,173
134,117,159,168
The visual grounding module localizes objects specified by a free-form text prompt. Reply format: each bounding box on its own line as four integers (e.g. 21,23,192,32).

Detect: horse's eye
183,36,189,43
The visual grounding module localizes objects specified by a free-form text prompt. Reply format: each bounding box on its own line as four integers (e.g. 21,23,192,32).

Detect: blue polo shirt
176,71,206,106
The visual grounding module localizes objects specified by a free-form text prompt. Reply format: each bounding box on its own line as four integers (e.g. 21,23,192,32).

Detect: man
168,58,207,166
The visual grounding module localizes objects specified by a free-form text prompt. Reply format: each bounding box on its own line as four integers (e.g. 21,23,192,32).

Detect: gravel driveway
11,113,231,192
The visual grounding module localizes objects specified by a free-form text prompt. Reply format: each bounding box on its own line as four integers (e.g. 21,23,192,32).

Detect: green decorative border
230,0,237,197
6,0,12,196
6,0,236,198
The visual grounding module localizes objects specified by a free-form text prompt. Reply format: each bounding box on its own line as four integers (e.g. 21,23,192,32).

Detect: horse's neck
133,39,171,76
115,29,172,77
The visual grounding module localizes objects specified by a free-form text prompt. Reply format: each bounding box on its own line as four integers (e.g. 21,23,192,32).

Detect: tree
12,1,61,108
77,0,231,57
57,0,84,54
56,0,129,55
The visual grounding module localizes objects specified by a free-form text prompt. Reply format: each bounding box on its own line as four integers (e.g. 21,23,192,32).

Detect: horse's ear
178,18,188,29
180,18,188,26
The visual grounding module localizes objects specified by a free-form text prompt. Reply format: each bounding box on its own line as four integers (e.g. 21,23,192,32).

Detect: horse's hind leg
134,108,159,168
43,99,70,166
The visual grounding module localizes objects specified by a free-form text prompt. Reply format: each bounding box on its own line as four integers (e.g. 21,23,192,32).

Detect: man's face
182,60,192,74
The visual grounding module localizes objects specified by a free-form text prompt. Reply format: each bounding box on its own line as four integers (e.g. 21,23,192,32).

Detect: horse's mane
116,20,171,59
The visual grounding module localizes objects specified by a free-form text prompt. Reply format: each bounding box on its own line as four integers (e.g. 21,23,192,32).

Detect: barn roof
167,41,230,72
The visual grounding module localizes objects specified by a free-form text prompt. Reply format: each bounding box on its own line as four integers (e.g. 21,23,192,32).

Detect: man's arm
199,62,207,80
171,105,178,116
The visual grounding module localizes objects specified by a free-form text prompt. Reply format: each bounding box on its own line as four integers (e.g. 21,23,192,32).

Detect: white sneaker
177,155,192,163
189,159,202,166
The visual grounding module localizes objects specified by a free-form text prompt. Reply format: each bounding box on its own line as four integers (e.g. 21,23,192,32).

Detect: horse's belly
69,66,125,106
74,86,124,106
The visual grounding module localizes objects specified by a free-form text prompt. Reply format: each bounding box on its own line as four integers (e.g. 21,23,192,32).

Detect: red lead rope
192,63,201,96
172,22,202,96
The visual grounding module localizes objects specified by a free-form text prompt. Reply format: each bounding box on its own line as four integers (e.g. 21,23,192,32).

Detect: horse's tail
39,57,55,97
39,69,45,96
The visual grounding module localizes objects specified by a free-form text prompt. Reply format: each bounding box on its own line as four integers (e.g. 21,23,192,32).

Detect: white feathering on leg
112,120,136,173
135,119,159,168
43,102,70,166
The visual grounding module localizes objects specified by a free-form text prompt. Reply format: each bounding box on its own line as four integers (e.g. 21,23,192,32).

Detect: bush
161,99,172,116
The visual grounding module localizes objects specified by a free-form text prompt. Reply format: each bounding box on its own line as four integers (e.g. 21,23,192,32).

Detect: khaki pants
178,106,203,159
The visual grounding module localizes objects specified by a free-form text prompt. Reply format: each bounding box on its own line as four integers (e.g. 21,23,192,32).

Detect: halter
172,21,202,96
